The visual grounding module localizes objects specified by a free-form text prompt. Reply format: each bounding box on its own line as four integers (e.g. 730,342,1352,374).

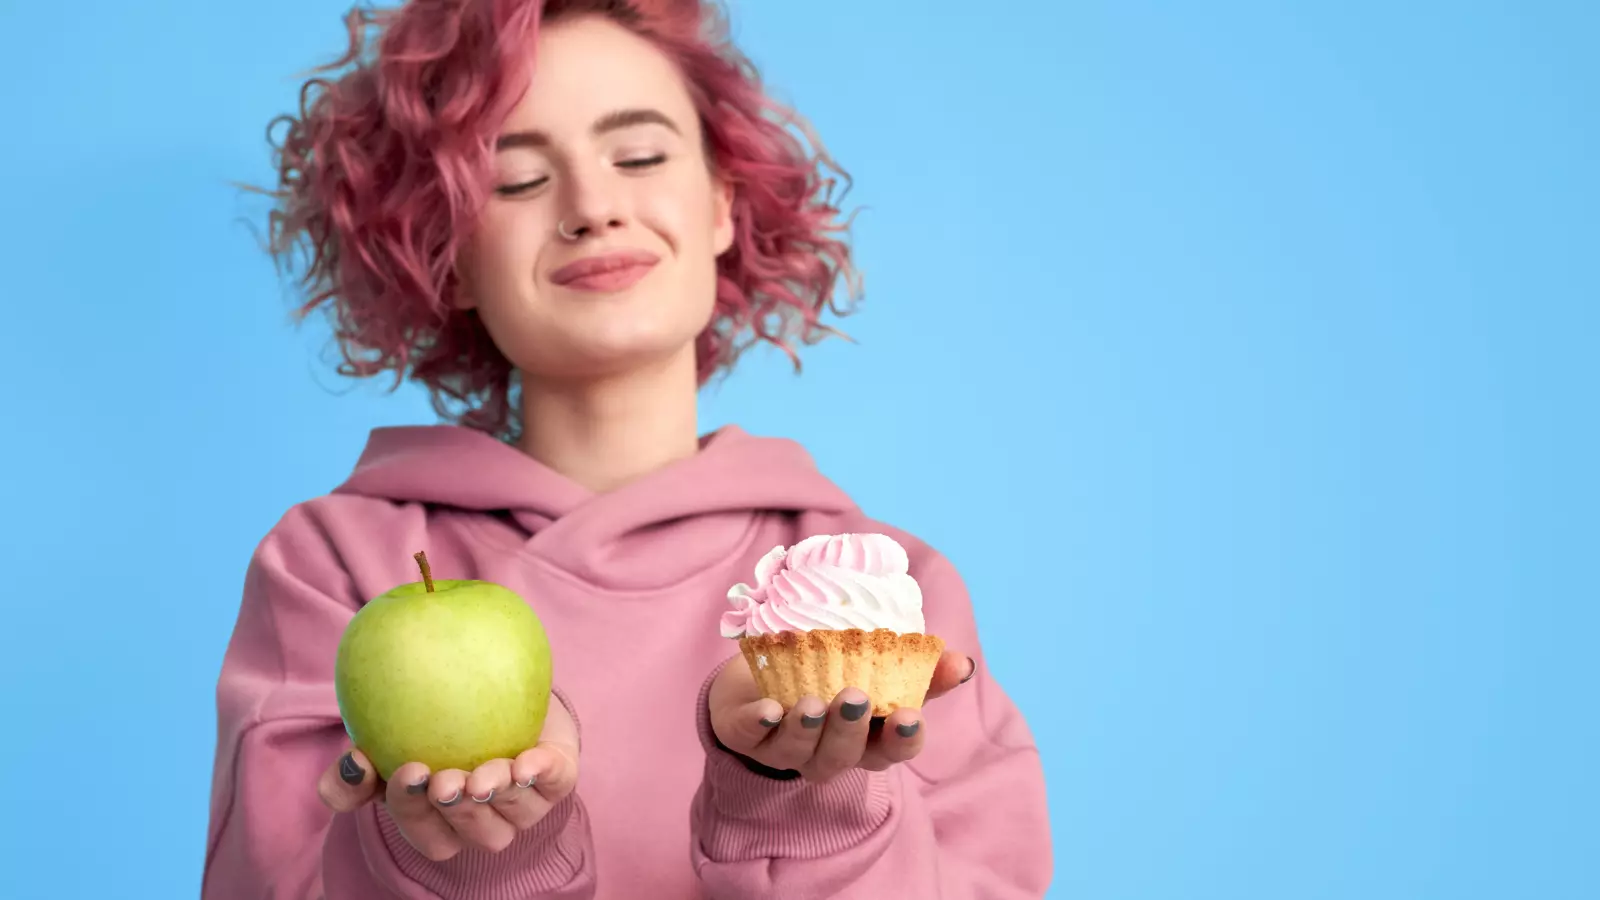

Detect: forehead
505,15,696,134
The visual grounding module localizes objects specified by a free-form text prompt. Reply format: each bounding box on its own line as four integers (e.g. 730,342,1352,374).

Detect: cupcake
720,532,945,717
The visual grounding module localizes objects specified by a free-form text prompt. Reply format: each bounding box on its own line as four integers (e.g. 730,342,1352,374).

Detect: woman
203,1,1052,897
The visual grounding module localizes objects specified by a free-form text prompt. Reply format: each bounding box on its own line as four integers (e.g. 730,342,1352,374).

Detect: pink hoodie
203,424,1052,899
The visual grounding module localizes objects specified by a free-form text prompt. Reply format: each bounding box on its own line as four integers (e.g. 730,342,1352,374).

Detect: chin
528,331,701,382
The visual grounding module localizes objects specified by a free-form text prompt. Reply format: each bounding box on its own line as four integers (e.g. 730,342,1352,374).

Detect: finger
464,758,512,807
521,739,580,803
465,758,531,834
805,688,872,783
383,763,462,862
714,695,787,755
491,753,553,831
317,748,380,813
749,694,828,771
860,707,927,771
430,768,518,854
923,652,977,702
492,743,574,829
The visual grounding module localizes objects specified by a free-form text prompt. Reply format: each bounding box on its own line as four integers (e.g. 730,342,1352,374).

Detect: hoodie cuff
364,795,591,899
692,660,896,860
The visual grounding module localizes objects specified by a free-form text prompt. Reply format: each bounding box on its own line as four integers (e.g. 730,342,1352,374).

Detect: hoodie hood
330,424,859,589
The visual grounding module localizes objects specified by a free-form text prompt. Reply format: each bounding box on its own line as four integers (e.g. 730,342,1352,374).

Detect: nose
556,165,627,240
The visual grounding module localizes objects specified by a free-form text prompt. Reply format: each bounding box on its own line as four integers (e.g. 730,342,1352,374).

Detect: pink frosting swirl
720,533,926,638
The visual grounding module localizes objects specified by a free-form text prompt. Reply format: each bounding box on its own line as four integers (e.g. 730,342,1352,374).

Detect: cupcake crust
737,628,946,717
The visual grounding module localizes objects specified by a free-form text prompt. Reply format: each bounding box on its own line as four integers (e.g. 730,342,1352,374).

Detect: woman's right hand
315,697,580,861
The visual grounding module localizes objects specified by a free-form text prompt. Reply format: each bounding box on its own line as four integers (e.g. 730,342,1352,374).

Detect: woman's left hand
707,649,975,783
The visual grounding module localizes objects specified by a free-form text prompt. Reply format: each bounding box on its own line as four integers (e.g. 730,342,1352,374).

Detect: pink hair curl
262,0,859,438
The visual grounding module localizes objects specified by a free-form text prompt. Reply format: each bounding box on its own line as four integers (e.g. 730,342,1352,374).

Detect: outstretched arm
689,547,1053,898
202,512,596,899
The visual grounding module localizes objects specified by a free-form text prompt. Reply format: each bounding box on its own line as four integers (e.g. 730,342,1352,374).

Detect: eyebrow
495,107,681,150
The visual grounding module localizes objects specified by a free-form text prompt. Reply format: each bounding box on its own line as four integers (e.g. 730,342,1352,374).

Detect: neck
516,346,702,494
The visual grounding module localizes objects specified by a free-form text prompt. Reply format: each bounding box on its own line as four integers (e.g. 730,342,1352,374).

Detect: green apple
334,552,553,781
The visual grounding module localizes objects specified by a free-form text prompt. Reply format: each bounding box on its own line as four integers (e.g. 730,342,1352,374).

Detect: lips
548,250,661,292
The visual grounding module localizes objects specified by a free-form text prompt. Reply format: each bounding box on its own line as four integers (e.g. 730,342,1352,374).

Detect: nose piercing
556,220,580,241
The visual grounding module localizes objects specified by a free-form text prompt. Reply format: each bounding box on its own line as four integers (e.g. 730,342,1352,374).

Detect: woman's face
457,14,734,383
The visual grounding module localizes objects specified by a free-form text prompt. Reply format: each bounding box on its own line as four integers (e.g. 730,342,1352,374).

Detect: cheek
647,169,724,244
469,216,545,294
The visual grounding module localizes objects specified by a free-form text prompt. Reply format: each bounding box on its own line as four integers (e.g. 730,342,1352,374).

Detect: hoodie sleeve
202,507,596,900
687,539,1054,899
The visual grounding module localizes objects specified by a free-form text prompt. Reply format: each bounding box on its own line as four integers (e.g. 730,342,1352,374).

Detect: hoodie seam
454,512,775,598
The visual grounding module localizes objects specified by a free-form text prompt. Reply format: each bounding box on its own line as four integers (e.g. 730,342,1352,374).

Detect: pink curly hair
263,0,859,439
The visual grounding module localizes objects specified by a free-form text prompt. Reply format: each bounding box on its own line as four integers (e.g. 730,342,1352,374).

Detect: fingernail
438,790,463,807
841,700,870,721
896,721,921,738
406,775,430,795
471,789,495,803
960,656,977,684
338,752,365,785
515,775,537,789
759,716,782,728
801,713,825,729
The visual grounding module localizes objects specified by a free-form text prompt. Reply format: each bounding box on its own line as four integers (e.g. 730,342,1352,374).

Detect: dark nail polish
438,790,463,807
338,752,365,785
896,721,921,738
406,775,430,795
960,656,977,684
471,789,495,803
759,716,782,728
801,713,825,729
841,700,870,721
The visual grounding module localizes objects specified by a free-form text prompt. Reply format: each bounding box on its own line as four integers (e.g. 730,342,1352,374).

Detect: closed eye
495,176,549,196
618,153,667,170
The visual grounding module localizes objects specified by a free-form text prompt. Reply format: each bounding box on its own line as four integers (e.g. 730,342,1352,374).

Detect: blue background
2,0,1594,897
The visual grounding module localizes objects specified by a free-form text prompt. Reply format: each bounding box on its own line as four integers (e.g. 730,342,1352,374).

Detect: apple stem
414,551,435,593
